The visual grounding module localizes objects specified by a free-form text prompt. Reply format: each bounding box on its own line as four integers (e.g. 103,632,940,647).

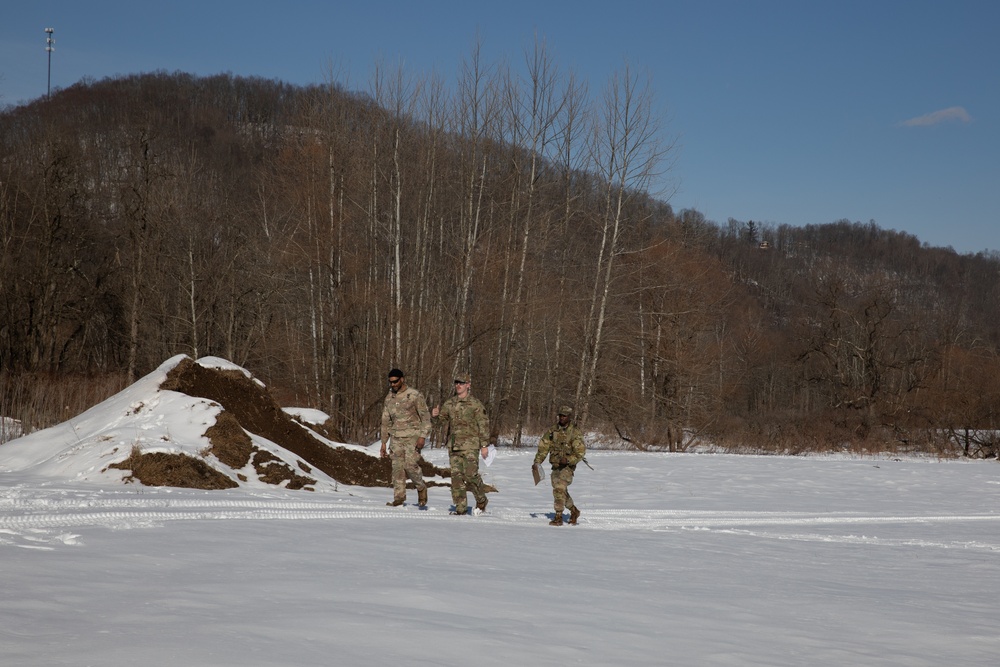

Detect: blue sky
3,1,997,254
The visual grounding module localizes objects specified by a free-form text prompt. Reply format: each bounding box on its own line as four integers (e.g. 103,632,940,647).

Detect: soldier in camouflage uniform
380,368,431,508
533,405,586,526
432,372,490,515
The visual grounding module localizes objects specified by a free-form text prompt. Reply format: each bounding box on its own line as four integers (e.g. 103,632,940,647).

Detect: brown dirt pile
159,357,448,488
110,446,238,490
204,410,255,469
204,409,317,489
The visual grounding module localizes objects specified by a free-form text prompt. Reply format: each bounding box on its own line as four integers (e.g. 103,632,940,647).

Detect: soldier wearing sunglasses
380,368,431,508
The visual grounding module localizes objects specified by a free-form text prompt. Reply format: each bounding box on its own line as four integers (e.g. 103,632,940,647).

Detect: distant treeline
2,61,999,454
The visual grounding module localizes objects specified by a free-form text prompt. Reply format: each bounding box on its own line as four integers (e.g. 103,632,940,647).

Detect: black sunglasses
454,379,469,385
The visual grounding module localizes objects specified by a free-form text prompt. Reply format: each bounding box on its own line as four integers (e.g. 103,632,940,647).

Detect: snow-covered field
3,446,1000,666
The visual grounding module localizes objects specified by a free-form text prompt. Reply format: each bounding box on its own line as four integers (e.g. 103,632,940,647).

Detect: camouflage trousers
389,436,427,503
449,448,487,512
549,465,577,513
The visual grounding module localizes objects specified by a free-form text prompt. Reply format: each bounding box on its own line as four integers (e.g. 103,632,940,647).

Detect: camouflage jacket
534,422,585,468
381,386,431,446
433,394,489,452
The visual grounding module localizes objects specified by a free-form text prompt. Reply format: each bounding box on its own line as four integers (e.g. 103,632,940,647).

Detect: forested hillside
2,66,998,454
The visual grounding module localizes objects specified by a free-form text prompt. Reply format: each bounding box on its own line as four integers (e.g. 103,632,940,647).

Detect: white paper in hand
483,444,497,467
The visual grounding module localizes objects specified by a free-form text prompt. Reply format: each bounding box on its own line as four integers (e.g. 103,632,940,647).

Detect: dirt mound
203,409,317,489
157,357,448,489
204,410,255,469
110,446,238,490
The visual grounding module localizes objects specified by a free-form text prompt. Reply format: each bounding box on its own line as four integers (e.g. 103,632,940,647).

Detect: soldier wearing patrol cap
533,405,586,525
432,372,491,515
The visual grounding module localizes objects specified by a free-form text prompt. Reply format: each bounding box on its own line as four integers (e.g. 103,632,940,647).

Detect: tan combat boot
549,513,563,526
568,506,581,525
417,488,428,508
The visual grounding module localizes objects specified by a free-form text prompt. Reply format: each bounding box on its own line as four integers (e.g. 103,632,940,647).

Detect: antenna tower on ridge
45,27,55,98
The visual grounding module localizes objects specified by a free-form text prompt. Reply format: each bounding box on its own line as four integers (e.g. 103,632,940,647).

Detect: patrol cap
454,372,471,383
557,405,574,416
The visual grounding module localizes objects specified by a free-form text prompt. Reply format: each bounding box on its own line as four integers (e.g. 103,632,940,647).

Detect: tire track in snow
0,497,381,511
579,508,1000,528
0,505,457,530
714,528,1000,551
4,498,999,531
3,493,1000,551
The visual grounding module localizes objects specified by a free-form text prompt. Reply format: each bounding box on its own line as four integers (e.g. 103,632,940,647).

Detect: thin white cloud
900,106,972,127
